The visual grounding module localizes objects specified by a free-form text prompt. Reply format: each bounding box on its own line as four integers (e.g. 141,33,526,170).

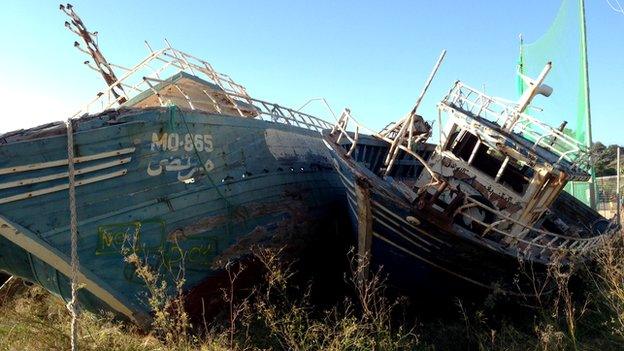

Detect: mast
579,0,596,209
60,3,127,104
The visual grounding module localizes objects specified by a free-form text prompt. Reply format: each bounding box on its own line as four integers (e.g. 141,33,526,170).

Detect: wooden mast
60,3,127,104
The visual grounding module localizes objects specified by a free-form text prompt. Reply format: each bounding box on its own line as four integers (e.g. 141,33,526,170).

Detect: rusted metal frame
451,88,587,168
292,109,322,130
61,4,127,104
143,56,181,83
457,195,601,246
259,101,279,123
70,42,336,131
346,126,360,157
165,40,197,77
287,108,315,129
142,77,166,106
226,91,332,130
475,94,488,117
172,84,196,110
199,62,223,86
108,62,133,73
74,49,168,116
269,105,292,126
331,111,356,146
157,51,245,117
408,115,415,150
453,202,479,215
451,90,507,125
384,121,410,173
331,110,349,135
566,240,583,253
201,90,222,113
157,52,232,95
467,138,482,165
457,211,572,257
141,61,162,80
173,49,246,94
481,219,509,237
494,156,510,183
283,108,307,129
426,181,449,207
383,50,446,174
117,82,143,94
380,140,439,182
539,235,561,255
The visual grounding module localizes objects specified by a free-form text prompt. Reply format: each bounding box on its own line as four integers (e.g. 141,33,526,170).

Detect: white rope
66,119,80,351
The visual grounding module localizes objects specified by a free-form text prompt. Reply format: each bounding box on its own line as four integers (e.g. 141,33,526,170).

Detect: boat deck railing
329,109,439,180
72,44,333,133
442,82,591,170
448,190,610,260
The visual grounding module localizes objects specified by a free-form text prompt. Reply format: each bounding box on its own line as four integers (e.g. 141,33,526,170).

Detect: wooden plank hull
0,107,344,325
325,136,552,297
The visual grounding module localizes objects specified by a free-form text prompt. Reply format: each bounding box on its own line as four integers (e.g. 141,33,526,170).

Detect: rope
170,106,237,240
66,119,80,351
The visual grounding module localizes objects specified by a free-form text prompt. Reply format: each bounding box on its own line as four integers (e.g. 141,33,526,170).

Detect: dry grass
1,235,624,350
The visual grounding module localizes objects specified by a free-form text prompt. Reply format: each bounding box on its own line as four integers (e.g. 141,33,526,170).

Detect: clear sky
1,1,622,144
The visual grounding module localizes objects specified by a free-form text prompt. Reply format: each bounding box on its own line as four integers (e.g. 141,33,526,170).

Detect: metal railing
329,109,439,180
71,44,333,133
442,82,591,170
451,192,610,260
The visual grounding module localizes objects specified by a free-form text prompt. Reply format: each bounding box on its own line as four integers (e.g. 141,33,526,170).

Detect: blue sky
1,1,623,144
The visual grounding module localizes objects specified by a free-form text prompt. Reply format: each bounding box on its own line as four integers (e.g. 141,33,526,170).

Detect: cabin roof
444,101,590,181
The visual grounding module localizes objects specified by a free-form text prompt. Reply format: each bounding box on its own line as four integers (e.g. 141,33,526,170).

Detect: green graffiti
96,219,219,283
95,219,166,256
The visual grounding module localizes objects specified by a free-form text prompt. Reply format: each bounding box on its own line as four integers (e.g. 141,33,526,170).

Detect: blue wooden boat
0,6,343,326
323,60,615,296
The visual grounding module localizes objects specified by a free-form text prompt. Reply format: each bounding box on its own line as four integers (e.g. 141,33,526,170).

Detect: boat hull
325,137,551,298
0,107,344,325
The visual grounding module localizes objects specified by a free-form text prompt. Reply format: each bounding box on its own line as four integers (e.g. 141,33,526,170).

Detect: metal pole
617,147,621,224
580,0,596,209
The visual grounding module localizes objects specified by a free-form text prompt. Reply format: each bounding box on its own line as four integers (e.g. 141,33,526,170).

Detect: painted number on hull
151,133,213,153
148,132,215,183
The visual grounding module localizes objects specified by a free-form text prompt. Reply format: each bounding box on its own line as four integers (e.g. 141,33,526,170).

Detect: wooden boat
0,5,343,326
323,53,615,296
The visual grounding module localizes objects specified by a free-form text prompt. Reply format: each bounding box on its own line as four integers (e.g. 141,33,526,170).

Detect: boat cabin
415,77,591,240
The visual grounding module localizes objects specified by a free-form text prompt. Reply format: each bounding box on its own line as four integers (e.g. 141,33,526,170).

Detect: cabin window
447,129,533,195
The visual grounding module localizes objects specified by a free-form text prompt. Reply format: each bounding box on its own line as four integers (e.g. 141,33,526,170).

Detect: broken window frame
444,125,534,196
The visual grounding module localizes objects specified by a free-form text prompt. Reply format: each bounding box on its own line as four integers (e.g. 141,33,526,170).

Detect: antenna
503,62,553,132
60,3,127,104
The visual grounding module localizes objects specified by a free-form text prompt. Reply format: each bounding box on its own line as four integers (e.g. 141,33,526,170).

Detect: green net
516,0,595,207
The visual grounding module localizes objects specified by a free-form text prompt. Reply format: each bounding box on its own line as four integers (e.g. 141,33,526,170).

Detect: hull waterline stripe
335,167,355,188
373,216,431,252
0,147,135,175
372,200,447,245
347,189,434,251
372,232,529,296
372,208,436,249
372,232,495,290
0,216,140,324
0,169,128,205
